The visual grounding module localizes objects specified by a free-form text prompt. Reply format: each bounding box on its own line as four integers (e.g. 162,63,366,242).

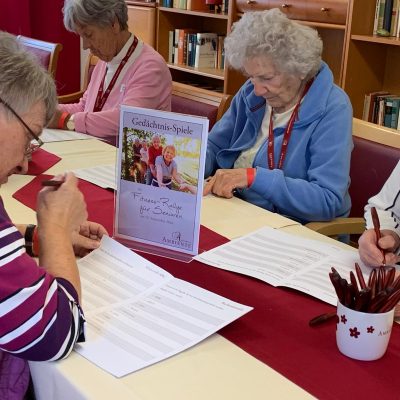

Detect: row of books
168,30,225,70
161,0,228,13
373,0,400,37
362,91,400,129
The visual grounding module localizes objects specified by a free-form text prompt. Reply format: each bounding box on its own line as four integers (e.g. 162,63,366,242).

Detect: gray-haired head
63,0,128,32
224,9,322,80
0,31,57,125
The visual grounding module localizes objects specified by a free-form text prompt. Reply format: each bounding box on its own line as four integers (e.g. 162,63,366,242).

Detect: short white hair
63,0,129,32
224,9,322,79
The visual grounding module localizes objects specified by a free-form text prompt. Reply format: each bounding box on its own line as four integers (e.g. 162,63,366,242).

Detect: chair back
82,53,99,91
171,82,231,130
58,53,99,104
349,119,400,217
17,35,62,77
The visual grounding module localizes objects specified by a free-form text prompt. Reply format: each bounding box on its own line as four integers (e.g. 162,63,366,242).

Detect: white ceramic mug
336,301,395,361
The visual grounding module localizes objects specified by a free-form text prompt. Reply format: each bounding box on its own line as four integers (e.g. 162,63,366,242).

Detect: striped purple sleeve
0,205,85,361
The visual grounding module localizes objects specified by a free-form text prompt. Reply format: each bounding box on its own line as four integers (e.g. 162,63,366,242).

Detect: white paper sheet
75,236,252,377
71,164,116,189
41,128,93,142
194,227,369,306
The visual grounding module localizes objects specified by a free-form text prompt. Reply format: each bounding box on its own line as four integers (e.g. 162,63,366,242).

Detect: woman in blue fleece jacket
204,9,352,224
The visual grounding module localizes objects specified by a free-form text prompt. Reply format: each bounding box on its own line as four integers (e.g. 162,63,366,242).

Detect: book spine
390,99,400,128
384,98,394,127
373,0,381,34
177,29,184,65
390,0,399,35
378,0,387,31
168,31,174,63
383,0,394,32
195,34,218,69
362,93,372,121
173,29,180,65
377,97,385,125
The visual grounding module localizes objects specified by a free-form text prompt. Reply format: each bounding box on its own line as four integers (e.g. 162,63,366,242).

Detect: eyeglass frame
0,96,44,153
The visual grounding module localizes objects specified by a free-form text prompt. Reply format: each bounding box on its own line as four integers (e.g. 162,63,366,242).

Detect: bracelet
24,224,36,257
246,168,256,187
58,112,70,129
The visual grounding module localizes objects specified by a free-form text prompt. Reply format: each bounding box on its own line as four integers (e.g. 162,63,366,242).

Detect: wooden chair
58,53,99,104
17,35,62,77
171,82,232,129
306,118,400,244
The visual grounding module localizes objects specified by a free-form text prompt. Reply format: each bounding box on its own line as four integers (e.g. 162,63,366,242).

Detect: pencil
41,180,63,187
371,207,386,266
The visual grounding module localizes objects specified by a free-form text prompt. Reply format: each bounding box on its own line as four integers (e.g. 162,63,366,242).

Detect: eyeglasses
0,96,44,156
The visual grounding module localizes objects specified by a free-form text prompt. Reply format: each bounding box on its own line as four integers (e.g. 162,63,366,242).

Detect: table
4,138,398,400
4,138,314,400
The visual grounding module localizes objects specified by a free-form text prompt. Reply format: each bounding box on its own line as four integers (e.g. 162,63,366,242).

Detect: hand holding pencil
358,207,400,267
371,206,386,266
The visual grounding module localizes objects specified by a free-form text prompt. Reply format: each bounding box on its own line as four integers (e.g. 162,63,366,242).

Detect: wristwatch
66,114,75,131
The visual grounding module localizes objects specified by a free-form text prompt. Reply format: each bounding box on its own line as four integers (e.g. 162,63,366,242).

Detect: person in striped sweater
0,31,107,398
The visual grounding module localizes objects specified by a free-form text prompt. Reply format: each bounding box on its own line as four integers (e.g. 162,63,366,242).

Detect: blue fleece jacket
205,62,353,224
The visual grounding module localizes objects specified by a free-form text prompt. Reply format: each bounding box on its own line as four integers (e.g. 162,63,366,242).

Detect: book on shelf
194,32,218,69
362,90,389,122
390,0,399,36
383,0,394,32
186,0,209,11
386,96,400,128
173,0,187,9
178,28,196,65
374,0,400,36
173,28,180,65
374,0,386,33
216,35,225,69
187,33,197,67
168,30,175,63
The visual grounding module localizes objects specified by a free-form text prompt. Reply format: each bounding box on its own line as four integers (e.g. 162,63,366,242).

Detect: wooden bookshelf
126,1,156,47
342,0,400,120
156,5,229,92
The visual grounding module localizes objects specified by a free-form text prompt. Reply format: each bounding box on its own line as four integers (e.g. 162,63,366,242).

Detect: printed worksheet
41,128,93,142
75,236,252,377
194,227,369,306
71,164,116,189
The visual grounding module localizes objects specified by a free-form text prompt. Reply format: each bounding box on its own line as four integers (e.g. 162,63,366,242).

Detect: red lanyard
93,36,138,112
267,79,313,170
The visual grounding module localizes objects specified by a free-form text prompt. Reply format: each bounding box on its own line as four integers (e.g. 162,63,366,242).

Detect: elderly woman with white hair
0,31,107,398
204,9,352,224
50,0,172,144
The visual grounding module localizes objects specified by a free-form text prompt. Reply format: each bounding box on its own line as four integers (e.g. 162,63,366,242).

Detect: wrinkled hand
37,173,87,234
72,221,108,257
358,228,400,267
203,169,248,198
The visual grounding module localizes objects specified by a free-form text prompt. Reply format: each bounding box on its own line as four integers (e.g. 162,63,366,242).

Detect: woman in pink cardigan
50,0,172,144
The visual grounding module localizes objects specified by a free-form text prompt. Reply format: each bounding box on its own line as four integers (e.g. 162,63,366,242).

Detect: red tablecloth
13,175,400,399
27,149,61,175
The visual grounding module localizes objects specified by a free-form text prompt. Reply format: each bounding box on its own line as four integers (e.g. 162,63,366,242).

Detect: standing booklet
114,106,208,260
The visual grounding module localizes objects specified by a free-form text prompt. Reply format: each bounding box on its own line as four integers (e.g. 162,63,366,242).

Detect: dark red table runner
27,149,61,175
13,175,400,399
